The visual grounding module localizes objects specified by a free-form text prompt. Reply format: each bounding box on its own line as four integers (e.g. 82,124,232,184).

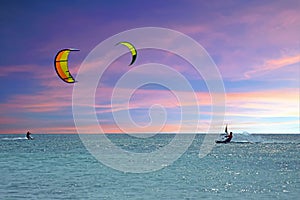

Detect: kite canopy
54,49,79,83
117,42,137,66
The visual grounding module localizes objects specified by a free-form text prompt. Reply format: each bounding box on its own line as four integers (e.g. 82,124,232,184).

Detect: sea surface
1,133,299,199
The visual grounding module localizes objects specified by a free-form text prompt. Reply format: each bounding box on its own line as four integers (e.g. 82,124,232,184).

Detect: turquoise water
1,134,299,199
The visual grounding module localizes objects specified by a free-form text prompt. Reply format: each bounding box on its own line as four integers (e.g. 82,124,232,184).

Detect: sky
0,0,299,134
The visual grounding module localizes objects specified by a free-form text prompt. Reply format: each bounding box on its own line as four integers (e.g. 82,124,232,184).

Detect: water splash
231,132,264,143
1,137,27,141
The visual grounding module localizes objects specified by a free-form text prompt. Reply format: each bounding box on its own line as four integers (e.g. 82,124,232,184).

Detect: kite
54,49,79,83
117,42,137,66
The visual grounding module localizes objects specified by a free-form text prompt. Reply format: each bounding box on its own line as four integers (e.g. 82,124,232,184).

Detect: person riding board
223,125,233,143
224,131,233,143
26,131,33,140
215,125,233,143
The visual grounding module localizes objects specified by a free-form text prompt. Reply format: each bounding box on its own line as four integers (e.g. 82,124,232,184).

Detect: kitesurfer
215,125,233,143
26,131,33,140
224,132,233,143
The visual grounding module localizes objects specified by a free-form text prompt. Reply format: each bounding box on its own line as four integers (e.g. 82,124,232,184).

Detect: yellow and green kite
117,41,137,66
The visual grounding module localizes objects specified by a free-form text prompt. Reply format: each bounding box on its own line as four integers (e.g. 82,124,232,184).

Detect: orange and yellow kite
54,49,79,83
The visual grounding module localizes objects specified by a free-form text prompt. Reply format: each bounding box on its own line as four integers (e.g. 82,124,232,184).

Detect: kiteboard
215,139,231,144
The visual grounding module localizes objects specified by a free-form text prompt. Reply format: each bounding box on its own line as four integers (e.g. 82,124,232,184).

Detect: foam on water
1,137,27,141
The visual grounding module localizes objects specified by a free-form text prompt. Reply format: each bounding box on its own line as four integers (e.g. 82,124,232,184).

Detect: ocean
0,133,299,199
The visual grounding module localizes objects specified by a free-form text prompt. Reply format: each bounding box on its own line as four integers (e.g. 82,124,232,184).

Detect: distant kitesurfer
215,125,233,143
224,131,233,143
26,131,33,140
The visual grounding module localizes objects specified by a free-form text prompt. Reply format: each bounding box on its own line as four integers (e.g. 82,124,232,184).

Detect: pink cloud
0,64,38,77
2,75,297,133
98,87,298,132
0,86,73,113
0,117,28,125
1,87,298,134
93,86,298,118
93,86,214,115
74,120,212,134
224,88,299,126
174,24,210,35
244,54,300,79
167,4,299,81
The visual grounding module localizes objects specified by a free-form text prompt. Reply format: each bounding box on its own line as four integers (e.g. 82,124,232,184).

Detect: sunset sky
0,0,299,134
